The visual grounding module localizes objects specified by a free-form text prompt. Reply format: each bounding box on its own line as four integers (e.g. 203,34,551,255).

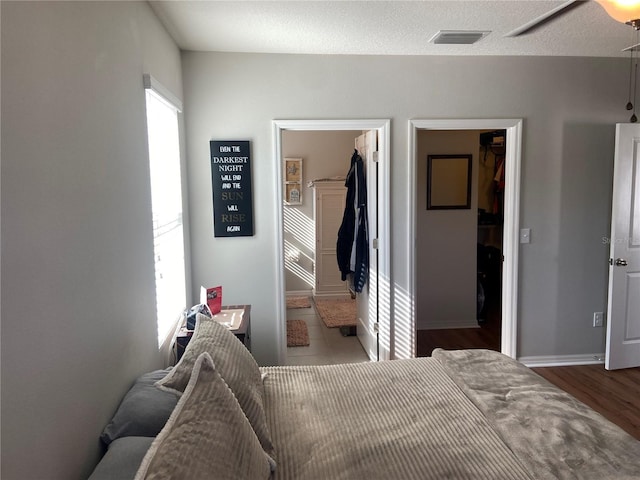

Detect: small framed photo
427,154,472,210
285,184,301,204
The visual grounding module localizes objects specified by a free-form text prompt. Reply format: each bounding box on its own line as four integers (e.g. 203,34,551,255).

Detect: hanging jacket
337,151,358,281
336,150,369,292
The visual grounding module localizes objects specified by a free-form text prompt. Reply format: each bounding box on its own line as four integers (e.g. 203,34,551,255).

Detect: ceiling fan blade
504,0,584,37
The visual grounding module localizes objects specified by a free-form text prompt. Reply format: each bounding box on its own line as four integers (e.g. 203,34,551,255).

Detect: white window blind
144,78,187,346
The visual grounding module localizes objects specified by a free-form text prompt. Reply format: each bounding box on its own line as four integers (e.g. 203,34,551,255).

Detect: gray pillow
88,436,154,480
135,353,274,480
101,369,178,445
156,313,274,455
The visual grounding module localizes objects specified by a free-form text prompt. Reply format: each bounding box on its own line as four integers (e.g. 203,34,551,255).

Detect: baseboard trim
312,292,351,300
417,321,480,330
286,290,313,297
519,353,605,368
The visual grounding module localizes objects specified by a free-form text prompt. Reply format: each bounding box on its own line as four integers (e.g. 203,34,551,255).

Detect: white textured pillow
156,313,274,454
136,352,274,480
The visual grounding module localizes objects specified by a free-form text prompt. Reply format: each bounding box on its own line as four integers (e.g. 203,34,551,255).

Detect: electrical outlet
593,312,604,327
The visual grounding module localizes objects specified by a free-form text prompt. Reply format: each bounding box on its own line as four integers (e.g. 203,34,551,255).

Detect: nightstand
176,304,251,361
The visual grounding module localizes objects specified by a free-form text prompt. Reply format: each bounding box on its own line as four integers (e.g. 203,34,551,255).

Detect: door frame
409,119,523,359
273,119,391,365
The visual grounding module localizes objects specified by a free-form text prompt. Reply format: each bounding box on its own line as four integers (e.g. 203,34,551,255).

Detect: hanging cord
628,40,634,111
632,28,639,123
632,61,638,122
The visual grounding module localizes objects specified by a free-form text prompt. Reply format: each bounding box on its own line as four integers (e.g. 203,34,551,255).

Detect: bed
89,313,640,480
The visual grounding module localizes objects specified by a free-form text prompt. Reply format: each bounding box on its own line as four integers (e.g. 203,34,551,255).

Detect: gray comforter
262,349,640,479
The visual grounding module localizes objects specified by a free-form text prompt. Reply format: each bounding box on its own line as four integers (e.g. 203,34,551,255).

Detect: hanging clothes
493,155,505,218
337,150,369,293
337,151,358,280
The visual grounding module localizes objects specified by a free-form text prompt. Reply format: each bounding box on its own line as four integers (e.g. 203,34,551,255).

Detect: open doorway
415,129,504,354
281,129,367,365
409,119,523,359
273,120,392,365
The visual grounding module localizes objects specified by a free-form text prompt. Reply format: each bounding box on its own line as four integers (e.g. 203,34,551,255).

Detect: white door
355,131,379,361
314,182,349,297
605,123,640,370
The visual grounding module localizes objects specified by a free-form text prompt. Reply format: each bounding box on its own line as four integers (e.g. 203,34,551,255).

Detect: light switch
520,228,531,244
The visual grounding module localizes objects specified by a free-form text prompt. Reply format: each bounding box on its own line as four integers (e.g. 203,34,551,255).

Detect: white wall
282,130,360,292
416,130,479,329
1,2,182,479
183,52,621,364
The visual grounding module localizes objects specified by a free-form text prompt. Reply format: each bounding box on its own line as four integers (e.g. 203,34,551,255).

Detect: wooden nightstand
176,304,251,361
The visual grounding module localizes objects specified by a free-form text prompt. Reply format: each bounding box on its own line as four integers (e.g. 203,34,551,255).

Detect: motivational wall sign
210,140,254,237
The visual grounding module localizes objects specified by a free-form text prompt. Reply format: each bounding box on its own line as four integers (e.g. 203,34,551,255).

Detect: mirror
427,154,472,210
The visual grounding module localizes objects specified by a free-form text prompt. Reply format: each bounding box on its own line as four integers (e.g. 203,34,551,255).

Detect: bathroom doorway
273,119,391,365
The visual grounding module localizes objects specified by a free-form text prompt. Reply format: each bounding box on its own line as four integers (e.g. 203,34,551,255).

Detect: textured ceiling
149,0,639,57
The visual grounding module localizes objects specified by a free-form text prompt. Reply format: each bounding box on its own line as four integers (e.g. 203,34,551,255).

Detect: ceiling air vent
429,30,491,45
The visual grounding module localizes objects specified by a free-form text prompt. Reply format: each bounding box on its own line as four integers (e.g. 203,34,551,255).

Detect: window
144,75,187,346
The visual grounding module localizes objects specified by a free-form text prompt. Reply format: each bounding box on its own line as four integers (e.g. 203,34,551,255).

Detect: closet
312,179,349,298
477,130,505,321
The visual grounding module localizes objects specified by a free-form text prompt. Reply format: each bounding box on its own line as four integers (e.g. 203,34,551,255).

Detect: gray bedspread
262,354,533,479
433,349,640,479
262,349,640,480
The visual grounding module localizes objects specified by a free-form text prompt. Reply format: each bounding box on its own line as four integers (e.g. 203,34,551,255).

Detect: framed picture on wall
284,158,303,205
427,154,472,210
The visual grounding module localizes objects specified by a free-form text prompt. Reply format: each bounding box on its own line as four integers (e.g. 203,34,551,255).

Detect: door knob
614,258,629,266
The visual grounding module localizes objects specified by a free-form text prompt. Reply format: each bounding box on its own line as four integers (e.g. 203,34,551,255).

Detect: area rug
313,298,357,328
286,319,310,347
286,296,312,309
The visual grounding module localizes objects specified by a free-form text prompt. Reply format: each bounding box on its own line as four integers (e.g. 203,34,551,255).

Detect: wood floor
416,296,501,357
533,364,640,441
415,297,640,441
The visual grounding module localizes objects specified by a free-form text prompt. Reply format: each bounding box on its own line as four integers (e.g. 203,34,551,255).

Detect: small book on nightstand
200,285,222,315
